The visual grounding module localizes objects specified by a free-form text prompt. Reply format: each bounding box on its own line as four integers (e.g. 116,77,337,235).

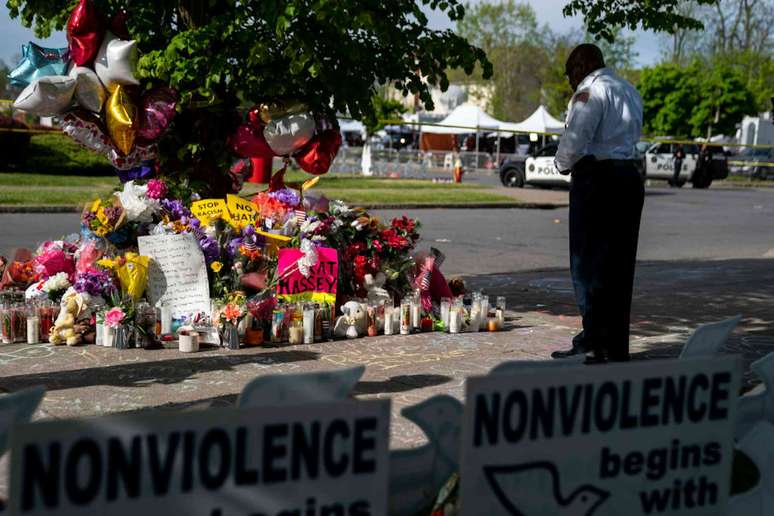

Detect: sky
0,0,663,68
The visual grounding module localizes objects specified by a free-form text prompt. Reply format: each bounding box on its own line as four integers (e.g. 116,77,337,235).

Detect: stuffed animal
364,272,391,306
49,289,89,346
334,300,367,339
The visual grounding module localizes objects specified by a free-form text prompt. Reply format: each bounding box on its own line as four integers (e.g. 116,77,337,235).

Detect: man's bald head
565,43,606,91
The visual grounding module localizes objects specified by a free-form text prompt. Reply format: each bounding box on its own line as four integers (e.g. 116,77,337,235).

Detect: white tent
424,103,504,134
339,118,366,134
506,105,564,134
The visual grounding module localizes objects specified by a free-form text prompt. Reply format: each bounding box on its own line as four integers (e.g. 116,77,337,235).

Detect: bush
9,133,113,176
0,115,31,167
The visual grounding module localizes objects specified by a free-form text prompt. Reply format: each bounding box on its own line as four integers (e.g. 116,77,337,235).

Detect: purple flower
73,269,117,297
161,199,191,221
198,236,219,264
269,188,300,207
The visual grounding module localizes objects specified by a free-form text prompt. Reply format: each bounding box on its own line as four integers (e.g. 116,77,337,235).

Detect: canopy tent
423,103,504,134
339,118,366,134
497,105,564,136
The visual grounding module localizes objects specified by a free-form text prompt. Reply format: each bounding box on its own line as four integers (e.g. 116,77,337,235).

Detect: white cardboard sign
138,233,210,318
9,400,390,516
460,357,742,516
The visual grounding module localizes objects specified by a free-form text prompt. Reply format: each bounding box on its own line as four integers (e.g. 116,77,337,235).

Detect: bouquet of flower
41,271,71,302
82,198,126,239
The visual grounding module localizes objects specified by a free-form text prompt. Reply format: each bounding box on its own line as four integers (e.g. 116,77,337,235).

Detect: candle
103,325,115,348
449,308,460,334
487,317,498,332
271,310,285,343
12,307,26,343
314,304,323,340
479,296,490,331
384,307,394,336
400,302,411,335
95,321,104,346
288,323,304,345
367,306,378,337
496,307,505,330
303,305,315,344
410,301,421,331
160,304,172,334
26,315,39,344
440,298,451,329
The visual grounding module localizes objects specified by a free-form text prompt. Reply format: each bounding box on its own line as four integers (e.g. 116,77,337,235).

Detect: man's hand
554,159,572,175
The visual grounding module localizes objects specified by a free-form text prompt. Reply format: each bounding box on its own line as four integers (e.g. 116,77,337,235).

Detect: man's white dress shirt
554,67,643,172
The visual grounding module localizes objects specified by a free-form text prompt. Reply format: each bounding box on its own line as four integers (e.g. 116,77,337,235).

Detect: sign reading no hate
9,400,390,516
460,357,742,516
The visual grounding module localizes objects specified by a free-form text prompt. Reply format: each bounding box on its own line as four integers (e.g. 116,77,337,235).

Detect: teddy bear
333,300,367,339
49,289,90,346
363,272,391,307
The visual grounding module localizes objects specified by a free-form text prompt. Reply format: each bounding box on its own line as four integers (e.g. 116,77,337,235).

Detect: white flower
300,219,321,234
115,181,158,223
43,272,71,293
297,239,319,278
329,200,352,216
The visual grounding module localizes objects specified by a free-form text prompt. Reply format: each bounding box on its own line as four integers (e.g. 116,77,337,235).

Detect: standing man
671,143,686,187
551,43,644,364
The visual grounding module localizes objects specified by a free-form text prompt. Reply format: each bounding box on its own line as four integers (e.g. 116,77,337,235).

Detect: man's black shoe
583,353,608,365
551,346,588,359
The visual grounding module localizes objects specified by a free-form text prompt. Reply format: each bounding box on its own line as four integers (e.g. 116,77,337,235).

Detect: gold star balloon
105,84,138,156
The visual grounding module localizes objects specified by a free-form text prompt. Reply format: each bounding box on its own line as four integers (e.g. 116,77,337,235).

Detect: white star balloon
13,75,76,115
94,31,140,92
69,65,107,112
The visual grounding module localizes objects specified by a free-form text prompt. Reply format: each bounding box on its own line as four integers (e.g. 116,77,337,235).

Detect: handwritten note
138,234,211,318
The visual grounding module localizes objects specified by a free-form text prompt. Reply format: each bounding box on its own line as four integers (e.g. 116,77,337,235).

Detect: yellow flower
94,227,109,238
211,261,223,273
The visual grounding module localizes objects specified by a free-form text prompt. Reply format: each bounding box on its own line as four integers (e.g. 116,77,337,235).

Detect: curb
0,206,81,213
0,202,567,213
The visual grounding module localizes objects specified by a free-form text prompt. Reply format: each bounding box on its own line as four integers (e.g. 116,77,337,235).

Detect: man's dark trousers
569,157,644,361
672,159,683,185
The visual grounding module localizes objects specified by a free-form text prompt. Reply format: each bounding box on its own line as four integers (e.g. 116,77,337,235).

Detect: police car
643,142,728,188
499,143,570,188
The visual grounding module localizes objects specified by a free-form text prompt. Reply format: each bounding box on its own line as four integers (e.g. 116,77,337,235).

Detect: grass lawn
0,173,117,206
1,171,516,207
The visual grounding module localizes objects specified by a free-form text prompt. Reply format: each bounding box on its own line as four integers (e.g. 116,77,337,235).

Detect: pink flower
146,179,168,200
104,307,126,328
34,248,75,280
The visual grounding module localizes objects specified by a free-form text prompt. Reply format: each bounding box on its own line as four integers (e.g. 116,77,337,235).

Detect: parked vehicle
499,142,570,188
728,147,774,178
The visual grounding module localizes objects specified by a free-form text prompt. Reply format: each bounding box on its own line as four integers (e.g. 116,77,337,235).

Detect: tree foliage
639,61,757,137
563,0,716,42
6,0,491,193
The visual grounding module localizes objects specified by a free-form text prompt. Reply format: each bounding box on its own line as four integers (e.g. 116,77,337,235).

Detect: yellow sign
190,199,227,226
226,194,257,230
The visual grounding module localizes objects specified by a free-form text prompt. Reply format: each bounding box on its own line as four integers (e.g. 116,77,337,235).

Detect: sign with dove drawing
459,357,742,515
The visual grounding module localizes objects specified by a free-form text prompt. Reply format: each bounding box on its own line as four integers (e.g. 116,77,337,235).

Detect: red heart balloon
109,11,131,40
229,123,275,159
67,0,106,66
247,105,263,128
294,129,342,175
137,87,178,141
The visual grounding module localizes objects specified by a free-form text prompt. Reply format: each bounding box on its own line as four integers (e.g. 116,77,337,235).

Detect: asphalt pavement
2,185,773,272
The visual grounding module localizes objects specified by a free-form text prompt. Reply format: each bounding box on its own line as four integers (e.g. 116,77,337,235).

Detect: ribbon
116,163,154,183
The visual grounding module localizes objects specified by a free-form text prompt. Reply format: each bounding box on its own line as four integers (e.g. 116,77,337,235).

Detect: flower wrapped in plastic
82,198,126,238
114,180,158,222
98,253,149,302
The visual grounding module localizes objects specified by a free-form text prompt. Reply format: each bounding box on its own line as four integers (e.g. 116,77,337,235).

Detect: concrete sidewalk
0,257,772,497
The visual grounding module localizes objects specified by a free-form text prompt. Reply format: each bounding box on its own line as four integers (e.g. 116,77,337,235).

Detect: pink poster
276,247,338,303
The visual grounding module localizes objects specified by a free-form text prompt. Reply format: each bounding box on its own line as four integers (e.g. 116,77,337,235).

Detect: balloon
105,85,138,156
61,110,113,154
137,87,178,140
109,11,131,40
8,43,70,88
69,66,107,112
247,105,263,128
263,112,315,156
294,129,342,175
116,164,155,183
109,143,157,170
257,100,307,124
66,0,105,66
13,76,76,115
94,32,139,92
229,123,275,159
